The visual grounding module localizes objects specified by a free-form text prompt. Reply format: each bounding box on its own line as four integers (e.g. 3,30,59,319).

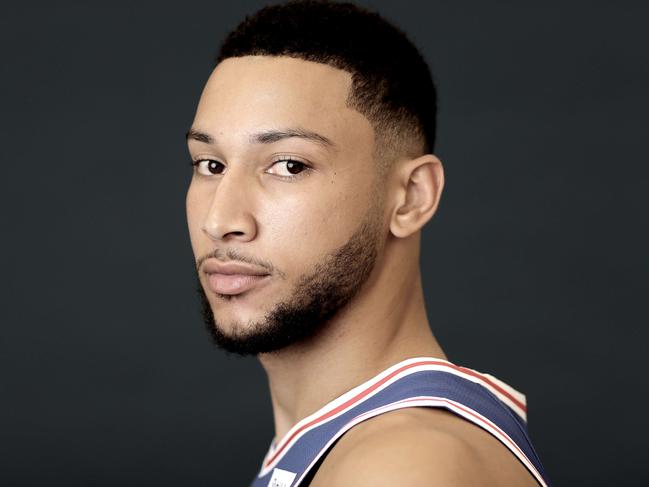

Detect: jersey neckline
264,355,526,461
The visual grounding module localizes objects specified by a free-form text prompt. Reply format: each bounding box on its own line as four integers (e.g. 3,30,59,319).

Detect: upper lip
202,259,270,276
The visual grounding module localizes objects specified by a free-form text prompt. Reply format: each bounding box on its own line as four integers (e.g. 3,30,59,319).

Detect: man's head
216,0,437,176
185,0,443,356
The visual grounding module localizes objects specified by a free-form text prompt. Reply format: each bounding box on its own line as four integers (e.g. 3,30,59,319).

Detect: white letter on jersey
267,467,297,487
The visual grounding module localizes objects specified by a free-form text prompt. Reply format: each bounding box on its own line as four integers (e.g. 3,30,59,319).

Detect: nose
201,168,257,243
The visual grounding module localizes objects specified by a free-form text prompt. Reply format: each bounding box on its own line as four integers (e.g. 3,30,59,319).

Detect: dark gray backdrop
2,1,647,486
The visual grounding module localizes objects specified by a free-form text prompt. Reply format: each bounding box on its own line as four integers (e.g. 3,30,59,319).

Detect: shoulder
314,407,537,487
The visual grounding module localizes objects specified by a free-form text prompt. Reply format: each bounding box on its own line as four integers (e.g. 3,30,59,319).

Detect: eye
189,157,311,180
267,157,311,180
191,159,225,176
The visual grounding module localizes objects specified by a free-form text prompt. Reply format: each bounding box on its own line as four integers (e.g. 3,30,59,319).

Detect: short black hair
214,0,437,172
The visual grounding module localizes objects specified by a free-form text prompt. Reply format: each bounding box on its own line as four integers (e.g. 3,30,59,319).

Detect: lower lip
207,273,270,295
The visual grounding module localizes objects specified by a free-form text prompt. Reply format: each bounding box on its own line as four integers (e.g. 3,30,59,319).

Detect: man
185,1,552,486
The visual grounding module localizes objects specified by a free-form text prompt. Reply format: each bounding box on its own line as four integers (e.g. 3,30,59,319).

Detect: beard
194,202,383,356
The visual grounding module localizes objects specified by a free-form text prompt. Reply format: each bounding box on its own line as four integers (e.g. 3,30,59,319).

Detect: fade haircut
214,0,437,176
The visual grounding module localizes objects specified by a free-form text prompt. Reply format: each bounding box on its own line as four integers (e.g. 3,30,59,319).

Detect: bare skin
186,55,537,485
309,408,539,486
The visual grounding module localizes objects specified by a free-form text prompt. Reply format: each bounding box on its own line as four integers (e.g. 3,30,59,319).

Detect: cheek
258,184,365,273
185,183,206,252
261,194,323,262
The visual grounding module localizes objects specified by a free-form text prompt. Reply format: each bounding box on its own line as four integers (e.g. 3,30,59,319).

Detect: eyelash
189,156,312,181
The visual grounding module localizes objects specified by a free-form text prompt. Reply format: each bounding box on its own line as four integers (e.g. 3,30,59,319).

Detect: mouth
206,272,271,296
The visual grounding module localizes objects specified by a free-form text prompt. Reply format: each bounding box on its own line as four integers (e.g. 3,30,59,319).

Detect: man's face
186,56,384,356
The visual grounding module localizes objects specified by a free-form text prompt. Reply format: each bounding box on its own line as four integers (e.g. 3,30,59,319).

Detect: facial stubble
195,202,383,356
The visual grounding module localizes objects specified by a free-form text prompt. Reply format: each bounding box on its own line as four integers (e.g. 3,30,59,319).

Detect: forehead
192,55,374,153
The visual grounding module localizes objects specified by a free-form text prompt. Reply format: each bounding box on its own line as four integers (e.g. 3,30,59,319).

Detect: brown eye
268,158,310,178
285,160,305,174
193,159,225,176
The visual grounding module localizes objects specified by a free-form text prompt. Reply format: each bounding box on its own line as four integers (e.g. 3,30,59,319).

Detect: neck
257,238,447,445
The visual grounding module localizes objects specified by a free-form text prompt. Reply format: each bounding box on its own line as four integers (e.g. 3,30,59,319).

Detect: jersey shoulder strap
250,357,552,487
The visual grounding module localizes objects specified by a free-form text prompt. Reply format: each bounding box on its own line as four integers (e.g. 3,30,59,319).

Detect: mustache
196,247,285,278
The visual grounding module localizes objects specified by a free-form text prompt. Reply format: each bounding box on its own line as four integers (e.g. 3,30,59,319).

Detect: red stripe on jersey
264,359,525,468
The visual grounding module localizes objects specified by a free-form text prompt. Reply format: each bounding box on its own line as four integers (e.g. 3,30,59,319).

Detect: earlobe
389,154,444,238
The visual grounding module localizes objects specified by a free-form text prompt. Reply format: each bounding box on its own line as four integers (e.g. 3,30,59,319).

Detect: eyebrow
185,127,338,152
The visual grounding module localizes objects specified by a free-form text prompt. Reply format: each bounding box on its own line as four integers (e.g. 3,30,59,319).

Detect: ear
389,154,445,238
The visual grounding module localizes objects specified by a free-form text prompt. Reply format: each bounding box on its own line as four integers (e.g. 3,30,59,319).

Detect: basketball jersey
249,356,552,487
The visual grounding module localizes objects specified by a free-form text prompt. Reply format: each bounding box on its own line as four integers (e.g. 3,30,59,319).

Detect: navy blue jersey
250,357,552,487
